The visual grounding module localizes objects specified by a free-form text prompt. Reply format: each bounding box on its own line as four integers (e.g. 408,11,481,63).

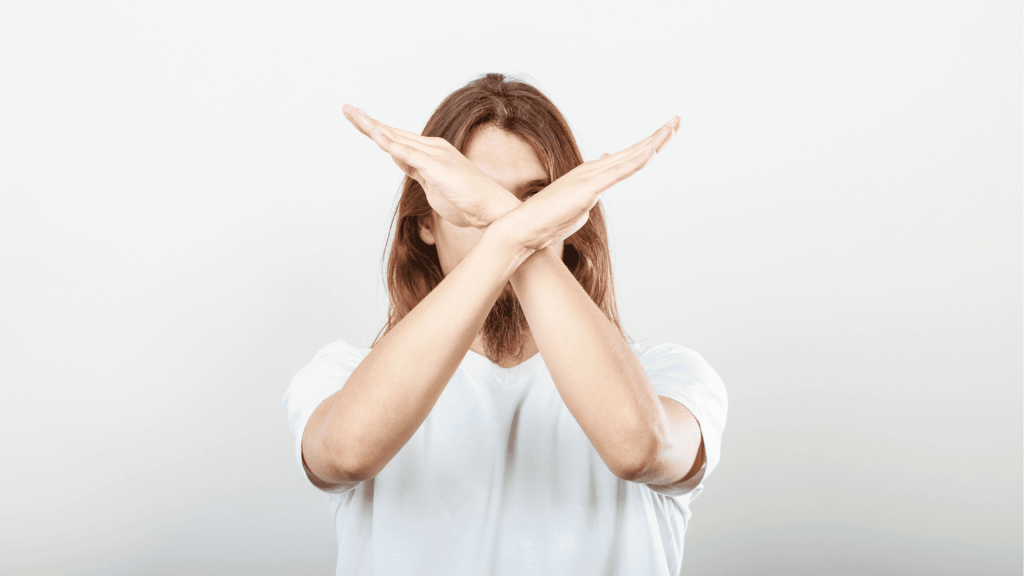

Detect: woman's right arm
301,223,534,486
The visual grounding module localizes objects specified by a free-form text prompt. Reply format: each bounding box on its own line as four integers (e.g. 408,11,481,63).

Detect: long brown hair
372,73,629,347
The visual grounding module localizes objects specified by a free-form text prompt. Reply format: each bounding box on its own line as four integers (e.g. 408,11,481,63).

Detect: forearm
487,187,671,478
509,247,669,479
305,225,534,483
483,185,668,475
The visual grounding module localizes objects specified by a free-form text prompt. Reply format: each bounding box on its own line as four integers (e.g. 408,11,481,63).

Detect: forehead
463,125,548,193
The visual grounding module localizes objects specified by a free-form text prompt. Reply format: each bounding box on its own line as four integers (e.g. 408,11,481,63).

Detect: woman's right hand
342,104,516,229
492,117,681,252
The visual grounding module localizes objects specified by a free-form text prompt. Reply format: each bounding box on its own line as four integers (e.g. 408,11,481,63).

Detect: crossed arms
300,106,705,490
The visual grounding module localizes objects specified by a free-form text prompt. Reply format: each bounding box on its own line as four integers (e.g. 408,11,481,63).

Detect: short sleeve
634,342,728,499
282,339,371,494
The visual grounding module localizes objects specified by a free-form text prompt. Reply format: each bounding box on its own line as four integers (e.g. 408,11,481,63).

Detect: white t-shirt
283,339,728,576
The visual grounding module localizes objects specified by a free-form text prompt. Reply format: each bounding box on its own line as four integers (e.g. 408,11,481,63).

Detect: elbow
320,434,378,483
608,432,663,483
328,461,376,484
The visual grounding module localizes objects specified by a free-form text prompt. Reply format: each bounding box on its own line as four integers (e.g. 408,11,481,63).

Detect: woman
283,73,728,575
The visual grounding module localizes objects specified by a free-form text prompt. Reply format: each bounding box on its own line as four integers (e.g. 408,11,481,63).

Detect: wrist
511,242,561,284
481,185,522,227
481,216,536,271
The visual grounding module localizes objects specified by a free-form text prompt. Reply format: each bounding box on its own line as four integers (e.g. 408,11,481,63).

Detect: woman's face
418,124,561,273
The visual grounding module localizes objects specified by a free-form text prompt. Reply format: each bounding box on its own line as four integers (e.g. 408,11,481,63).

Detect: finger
350,106,449,151
358,115,436,164
605,124,668,165
367,127,417,175
584,117,679,172
576,135,657,180
342,104,375,138
372,128,434,175
380,122,447,149
648,116,680,154
343,104,414,146
344,106,442,183
589,147,656,192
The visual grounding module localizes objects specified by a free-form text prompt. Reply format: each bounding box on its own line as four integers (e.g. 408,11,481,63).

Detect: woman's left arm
508,245,705,485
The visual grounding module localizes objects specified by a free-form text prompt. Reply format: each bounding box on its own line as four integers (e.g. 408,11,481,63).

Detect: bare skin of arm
510,244,705,484
302,107,617,486
302,225,534,485
476,189,706,485
304,105,702,488
478,145,707,484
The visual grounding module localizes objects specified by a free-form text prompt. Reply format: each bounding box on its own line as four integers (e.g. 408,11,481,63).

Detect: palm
413,144,502,228
342,103,680,245
342,105,501,228
498,121,679,251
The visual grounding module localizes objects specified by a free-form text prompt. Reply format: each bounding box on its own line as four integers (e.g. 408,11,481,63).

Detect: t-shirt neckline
461,347,547,379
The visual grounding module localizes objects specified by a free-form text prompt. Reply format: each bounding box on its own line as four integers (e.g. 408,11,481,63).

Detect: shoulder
631,342,726,395
292,339,372,379
308,339,372,363
632,341,710,367
283,339,372,411
630,340,729,438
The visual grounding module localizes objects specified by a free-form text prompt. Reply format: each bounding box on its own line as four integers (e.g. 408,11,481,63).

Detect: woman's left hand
342,104,517,229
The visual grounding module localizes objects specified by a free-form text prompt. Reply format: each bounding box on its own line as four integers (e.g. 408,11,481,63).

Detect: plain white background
1,1,1020,574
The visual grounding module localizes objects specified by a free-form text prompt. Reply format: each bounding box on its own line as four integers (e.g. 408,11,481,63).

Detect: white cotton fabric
283,339,728,576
